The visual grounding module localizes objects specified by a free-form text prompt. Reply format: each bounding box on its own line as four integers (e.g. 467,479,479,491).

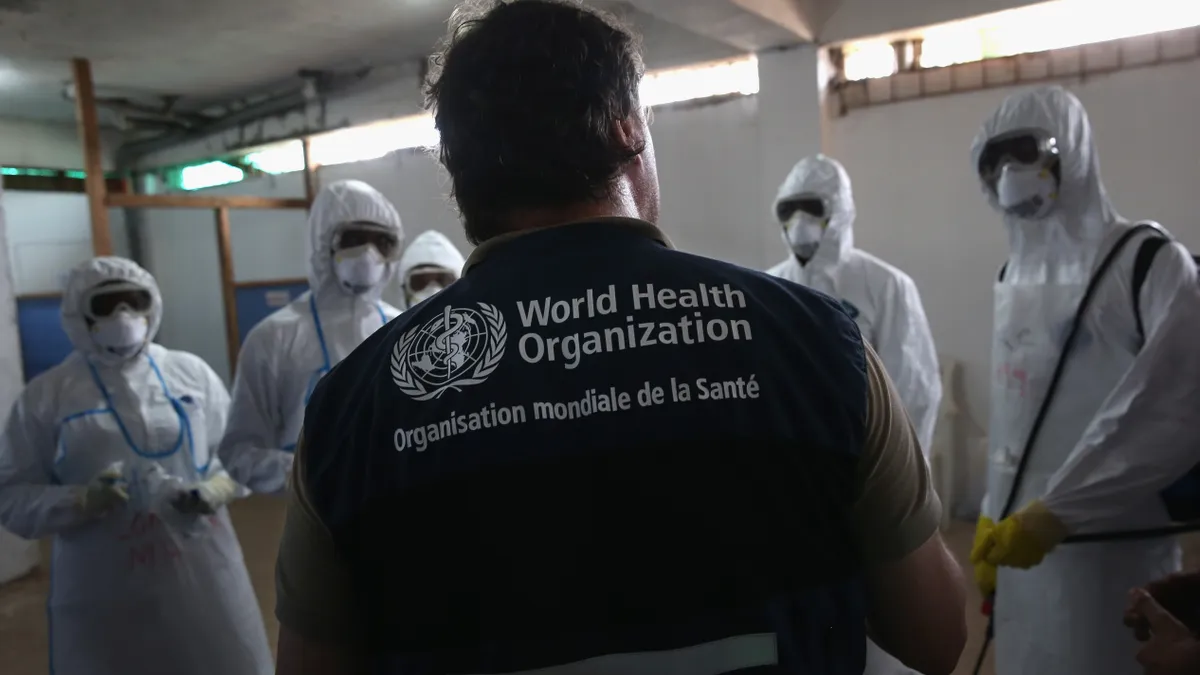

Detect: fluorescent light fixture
639,56,760,107
179,161,245,190
308,114,441,167
244,142,306,174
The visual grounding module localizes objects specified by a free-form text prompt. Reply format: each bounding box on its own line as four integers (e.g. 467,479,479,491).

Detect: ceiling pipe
95,99,214,130
64,85,207,126
120,116,195,132
222,121,352,155
115,67,376,166
115,87,312,166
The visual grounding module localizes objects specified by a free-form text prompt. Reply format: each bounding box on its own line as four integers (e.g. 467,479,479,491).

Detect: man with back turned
272,2,967,674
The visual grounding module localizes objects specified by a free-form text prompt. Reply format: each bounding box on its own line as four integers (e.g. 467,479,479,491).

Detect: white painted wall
0,117,118,170
0,185,40,585
0,117,129,300
4,193,130,295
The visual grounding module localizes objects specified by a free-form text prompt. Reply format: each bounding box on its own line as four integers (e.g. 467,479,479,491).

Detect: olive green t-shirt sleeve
851,342,943,564
274,435,359,642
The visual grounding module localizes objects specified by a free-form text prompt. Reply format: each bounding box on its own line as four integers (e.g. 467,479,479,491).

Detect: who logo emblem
390,303,507,400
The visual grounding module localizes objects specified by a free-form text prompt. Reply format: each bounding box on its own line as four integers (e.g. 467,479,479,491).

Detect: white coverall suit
0,256,272,675
769,157,943,675
973,86,1200,675
218,179,404,494
394,229,466,310
768,154,942,453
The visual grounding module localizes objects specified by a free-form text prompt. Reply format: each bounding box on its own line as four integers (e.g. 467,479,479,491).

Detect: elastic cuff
1020,499,1068,548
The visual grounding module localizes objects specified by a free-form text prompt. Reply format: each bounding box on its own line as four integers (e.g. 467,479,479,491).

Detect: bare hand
1127,572,1200,639
1129,589,1200,675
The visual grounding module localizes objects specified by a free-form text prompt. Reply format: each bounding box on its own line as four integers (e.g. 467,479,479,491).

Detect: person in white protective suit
0,256,272,675
218,179,404,494
768,154,942,453
768,154,944,675
968,86,1200,675
395,229,465,310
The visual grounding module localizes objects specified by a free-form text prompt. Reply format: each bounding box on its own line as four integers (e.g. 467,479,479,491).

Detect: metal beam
115,87,313,166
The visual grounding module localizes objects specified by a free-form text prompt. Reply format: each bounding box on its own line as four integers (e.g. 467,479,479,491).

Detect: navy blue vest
304,220,870,675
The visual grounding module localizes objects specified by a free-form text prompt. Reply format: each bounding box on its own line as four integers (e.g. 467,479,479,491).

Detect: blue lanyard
308,293,388,371
85,353,201,470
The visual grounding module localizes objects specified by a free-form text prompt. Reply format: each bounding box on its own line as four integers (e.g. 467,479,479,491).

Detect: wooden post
214,207,241,376
72,58,112,256
301,137,317,205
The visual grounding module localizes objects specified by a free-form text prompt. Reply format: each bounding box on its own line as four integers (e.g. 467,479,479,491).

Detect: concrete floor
0,497,1195,675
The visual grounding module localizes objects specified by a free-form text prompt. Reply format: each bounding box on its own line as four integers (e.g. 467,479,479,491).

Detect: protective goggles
83,281,153,320
332,222,401,259
776,194,829,223
977,128,1059,184
406,266,458,293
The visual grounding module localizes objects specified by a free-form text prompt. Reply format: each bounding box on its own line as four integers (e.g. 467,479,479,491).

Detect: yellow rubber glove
971,500,1067,570
973,516,998,597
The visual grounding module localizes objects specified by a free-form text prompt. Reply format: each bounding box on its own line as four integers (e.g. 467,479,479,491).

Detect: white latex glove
77,463,129,518
171,474,242,515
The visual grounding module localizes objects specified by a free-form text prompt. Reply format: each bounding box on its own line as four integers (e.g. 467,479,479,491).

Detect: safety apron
48,354,272,675
987,281,1180,675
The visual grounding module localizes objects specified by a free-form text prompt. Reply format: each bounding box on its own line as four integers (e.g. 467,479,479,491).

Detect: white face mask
91,313,149,359
334,245,387,295
785,213,827,262
995,164,1058,220
407,284,444,307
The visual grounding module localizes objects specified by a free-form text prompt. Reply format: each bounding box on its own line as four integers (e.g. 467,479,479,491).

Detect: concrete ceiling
0,0,1027,154
0,0,469,123
0,0,805,127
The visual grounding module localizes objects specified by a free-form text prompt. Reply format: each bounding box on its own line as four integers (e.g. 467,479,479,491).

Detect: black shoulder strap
1131,236,1170,341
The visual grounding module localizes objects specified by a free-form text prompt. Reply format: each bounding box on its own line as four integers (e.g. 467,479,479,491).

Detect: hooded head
62,256,162,367
970,86,1120,273
774,154,856,266
307,180,405,301
396,230,466,309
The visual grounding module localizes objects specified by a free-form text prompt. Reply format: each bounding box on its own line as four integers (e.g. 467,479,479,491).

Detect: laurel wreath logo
390,302,507,401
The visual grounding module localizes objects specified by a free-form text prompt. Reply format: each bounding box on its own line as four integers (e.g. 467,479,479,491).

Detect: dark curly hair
425,0,646,244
